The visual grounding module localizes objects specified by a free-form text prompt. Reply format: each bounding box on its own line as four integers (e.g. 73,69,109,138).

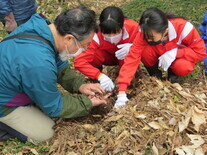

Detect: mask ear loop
73,38,87,50
65,45,69,55
65,36,81,55
74,38,80,49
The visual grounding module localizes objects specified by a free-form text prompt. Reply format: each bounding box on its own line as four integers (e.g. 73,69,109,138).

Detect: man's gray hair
54,5,97,41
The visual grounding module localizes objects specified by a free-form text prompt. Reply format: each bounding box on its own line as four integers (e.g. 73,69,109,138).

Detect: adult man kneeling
0,5,110,144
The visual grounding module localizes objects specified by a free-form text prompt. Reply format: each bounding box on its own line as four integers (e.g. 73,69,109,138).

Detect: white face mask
59,39,85,61
67,46,85,57
59,50,69,61
104,30,123,44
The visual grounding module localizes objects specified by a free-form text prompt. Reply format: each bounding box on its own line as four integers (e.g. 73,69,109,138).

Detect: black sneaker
168,69,180,83
145,63,163,80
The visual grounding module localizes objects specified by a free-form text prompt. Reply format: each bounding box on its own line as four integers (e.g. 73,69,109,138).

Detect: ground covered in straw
50,65,207,154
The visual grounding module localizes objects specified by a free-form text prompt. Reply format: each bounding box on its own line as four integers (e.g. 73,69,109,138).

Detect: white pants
0,105,55,144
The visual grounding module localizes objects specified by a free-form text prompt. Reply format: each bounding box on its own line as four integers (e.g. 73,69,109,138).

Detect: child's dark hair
99,6,124,34
139,7,184,40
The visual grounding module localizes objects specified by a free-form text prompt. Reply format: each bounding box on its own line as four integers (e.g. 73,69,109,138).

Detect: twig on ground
170,125,178,155
203,70,207,87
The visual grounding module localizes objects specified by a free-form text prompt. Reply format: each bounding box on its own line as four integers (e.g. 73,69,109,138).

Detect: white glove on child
158,48,177,71
114,94,129,108
98,74,114,91
115,43,132,60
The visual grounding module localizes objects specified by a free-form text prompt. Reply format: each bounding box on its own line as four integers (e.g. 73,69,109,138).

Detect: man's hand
114,93,129,108
89,93,111,106
98,73,114,91
79,83,105,96
4,12,17,32
115,43,132,60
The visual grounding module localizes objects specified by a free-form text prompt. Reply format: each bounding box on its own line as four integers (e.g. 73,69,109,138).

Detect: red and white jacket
74,18,139,79
118,18,206,91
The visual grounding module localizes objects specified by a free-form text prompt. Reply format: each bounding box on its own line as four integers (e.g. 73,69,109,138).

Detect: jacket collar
168,20,177,41
122,26,129,40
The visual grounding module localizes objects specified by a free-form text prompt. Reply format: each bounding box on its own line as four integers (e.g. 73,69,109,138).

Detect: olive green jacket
57,66,93,118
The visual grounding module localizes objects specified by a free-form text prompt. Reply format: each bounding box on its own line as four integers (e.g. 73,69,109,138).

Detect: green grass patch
1,138,49,154
122,0,206,28
0,23,7,40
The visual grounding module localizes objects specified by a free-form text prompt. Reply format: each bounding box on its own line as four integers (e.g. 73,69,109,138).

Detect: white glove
115,43,132,60
114,94,129,108
158,48,177,71
98,74,114,91
4,12,17,32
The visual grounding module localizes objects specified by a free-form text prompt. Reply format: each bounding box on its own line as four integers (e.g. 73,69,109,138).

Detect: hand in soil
89,93,111,106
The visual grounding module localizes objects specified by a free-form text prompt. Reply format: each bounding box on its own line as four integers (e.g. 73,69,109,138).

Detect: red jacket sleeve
176,27,206,62
118,32,144,91
74,41,101,80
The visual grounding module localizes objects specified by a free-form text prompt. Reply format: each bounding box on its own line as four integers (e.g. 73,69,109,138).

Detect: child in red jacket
117,8,206,107
74,6,138,107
